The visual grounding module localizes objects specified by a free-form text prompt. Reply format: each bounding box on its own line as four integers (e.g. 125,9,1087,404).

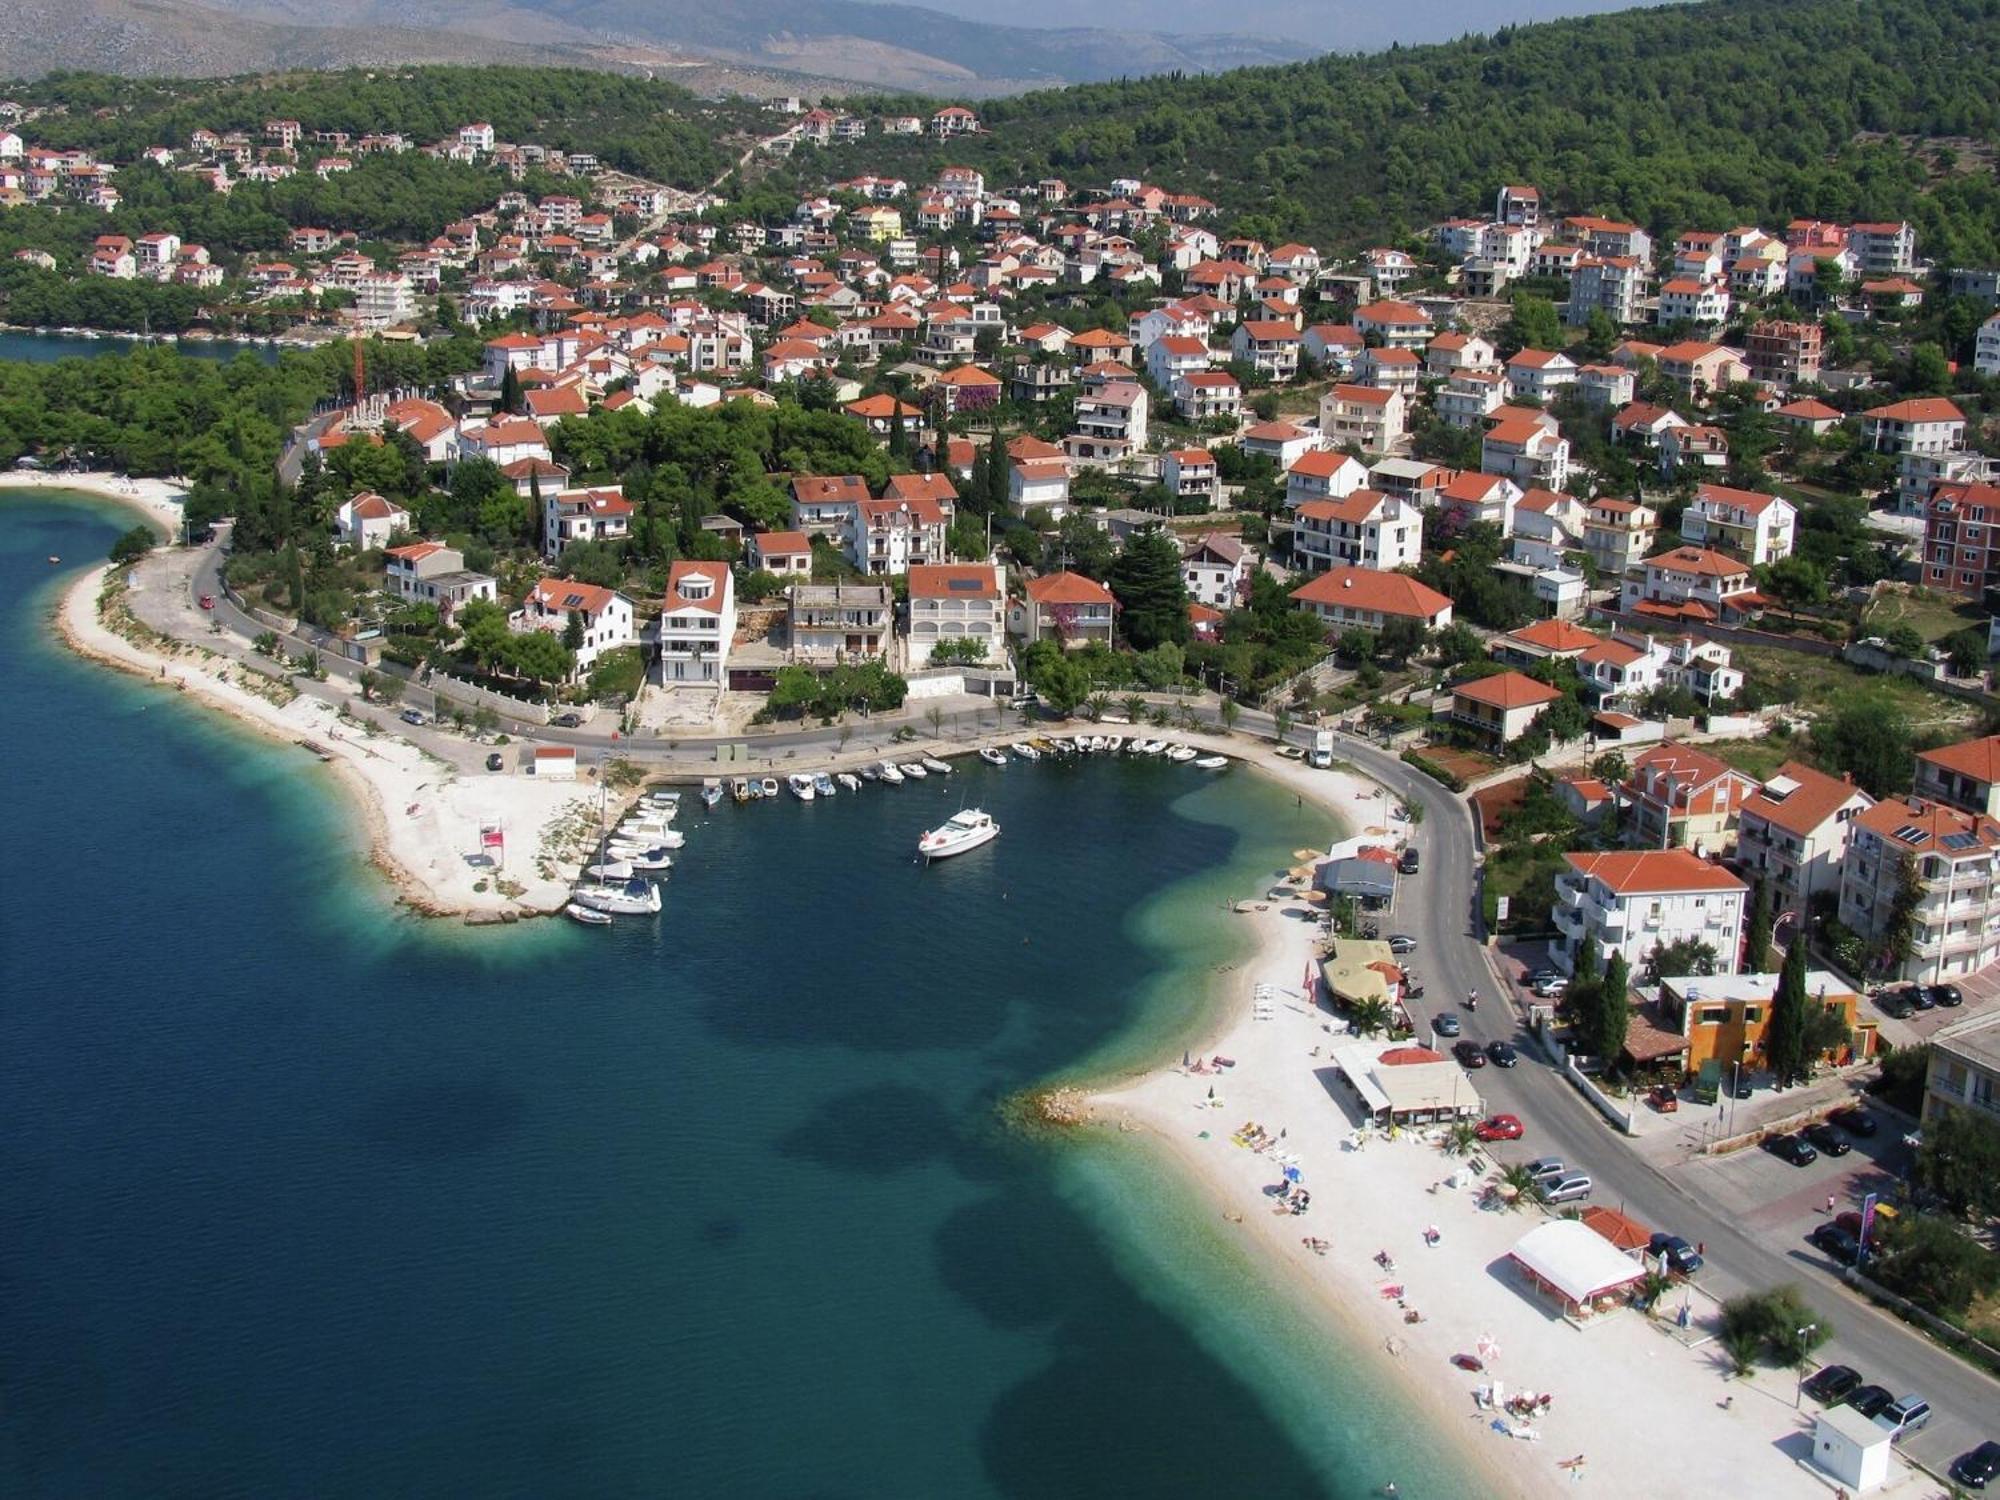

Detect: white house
1285,449,1370,511
1620,545,1761,622
1482,414,1570,491
748,530,814,576
1839,796,2000,981
1736,760,1874,919
1290,567,1453,635
1553,849,1747,977
336,491,409,551
1503,348,1577,403
1147,334,1213,390
1680,484,1796,566
1319,384,1406,453
658,561,735,685
512,578,636,675
907,563,1005,666
1181,533,1248,609
382,541,497,619
1173,370,1242,422
1161,447,1219,508
543,487,633,561
1292,491,1423,574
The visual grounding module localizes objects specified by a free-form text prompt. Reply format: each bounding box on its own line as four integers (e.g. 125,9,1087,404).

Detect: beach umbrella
1302,889,1328,904
1477,1333,1500,1365
1293,847,1321,861
1283,1164,1302,1183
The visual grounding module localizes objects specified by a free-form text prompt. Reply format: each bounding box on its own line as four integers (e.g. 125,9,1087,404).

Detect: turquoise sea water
0,493,1470,1498
0,329,281,364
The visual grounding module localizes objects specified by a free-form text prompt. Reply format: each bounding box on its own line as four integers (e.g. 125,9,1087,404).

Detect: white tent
1508,1220,1647,1315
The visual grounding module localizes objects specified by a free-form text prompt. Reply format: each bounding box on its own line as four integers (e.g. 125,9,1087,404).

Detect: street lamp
1792,1324,1818,1407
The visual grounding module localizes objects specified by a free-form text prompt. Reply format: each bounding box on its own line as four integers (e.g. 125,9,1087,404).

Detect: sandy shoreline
6,470,189,536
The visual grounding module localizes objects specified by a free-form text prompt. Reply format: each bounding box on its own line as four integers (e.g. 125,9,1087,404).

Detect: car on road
1801,1364,1863,1405
1453,1040,1487,1069
485,752,505,772
1544,1173,1592,1205
1804,1122,1852,1157
1926,983,1964,1008
1875,1395,1932,1438
1526,1157,1566,1184
1387,934,1417,954
1486,1040,1520,1068
1952,1440,2000,1490
550,711,583,728
1845,1385,1896,1421
1647,1233,1702,1275
399,708,426,727
1765,1133,1819,1166
1399,847,1420,875
1431,1013,1461,1038
198,593,215,610
1830,1107,1878,1138
1808,1223,1863,1267
1474,1114,1524,1142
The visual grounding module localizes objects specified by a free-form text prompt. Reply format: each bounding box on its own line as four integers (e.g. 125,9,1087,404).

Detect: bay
0,494,1469,1499
0,328,283,365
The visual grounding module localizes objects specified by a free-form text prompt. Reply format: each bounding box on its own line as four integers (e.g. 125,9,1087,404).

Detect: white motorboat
642,792,681,816
1108,737,1125,753
1194,755,1230,770
878,761,905,785
1052,738,1075,754
814,772,837,797
1132,739,1159,755
1074,736,1093,754
618,823,684,849
571,878,662,915
586,858,635,881
1088,735,1107,752
759,777,780,798
860,764,881,782
1166,744,1198,763
979,747,1008,767
900,762,928,779
565,902,613,926
918,808,1000,862
701,779,724,809
624,849,673,873
836,772,862,793
922,756,952,775
788,773,816,801
1011,742,1040,761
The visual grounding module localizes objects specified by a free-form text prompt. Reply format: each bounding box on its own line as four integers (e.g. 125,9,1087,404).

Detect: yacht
979,746,1008,767
814,772,837,798
836,772,862,793
1011,742,1041,761
788,773,816,801
917,808,1000,863
921,756,952,775
901,762,928,779
878,761,905,785
571,878,662,916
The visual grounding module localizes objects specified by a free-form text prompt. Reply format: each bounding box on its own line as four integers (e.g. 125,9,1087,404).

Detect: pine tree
1766,934,1811,1087
1744,882,1773,974
500,364,523,415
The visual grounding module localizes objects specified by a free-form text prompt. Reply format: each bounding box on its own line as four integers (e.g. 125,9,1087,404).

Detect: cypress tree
1744,882,1773,974
500,364,523,415
1766,935,1811,1087
1600,951,1630,1070
985,425,1008,513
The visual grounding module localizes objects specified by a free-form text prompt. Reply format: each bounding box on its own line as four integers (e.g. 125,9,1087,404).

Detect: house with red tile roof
1553,849,1748,976
1839,795,2000,980
909,564,1005,666
1736,761,1874,917
1450,671,1564,746
660,561,735,686
1012,570,1115,648
1619,741,1760,852
748,530,814,576
1915,733,2000,820
513,577,635,675
1619,545,1761,624
1290,567,1453,635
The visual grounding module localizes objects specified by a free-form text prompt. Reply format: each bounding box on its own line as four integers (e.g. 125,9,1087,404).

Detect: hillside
828,0,2000,263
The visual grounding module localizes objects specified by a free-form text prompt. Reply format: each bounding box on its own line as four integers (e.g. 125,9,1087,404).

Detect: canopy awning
1509,1220,1648,1308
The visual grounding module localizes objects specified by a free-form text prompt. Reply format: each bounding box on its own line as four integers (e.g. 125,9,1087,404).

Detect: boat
813,772,837,798
1031,738,1057,754
878,761,905,785
759,777,780,798
788,773,816,801
860,764,881,782
642,791,681,813
565,902,613,926
1108,737,1125,754
836,772,862,793
586,858,635,881
979,746,1008,766
619,823,684,849
731,778,751,804
918,808,1001,862
1166,744,1198,763
623,849,673,873
570,878,662,916
901,762,928,779
1073,736,1092,754
1194,755,1230,770
1139,740,1165,756
921,756,952,775
1011,742,1041,761
701,779,724,809
1052,738,1074,755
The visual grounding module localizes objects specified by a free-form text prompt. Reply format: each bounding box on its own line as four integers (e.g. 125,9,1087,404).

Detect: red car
1474,1113,1524,1142
198,593,216,610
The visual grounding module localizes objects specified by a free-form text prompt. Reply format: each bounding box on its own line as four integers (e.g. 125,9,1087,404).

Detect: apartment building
1619,545,1761,623
1849,220,1916,277
1620,741,1760,852
1679,484,1796,566
1481,414,1571,491
1743,320,1823,388
1291,490,1424,574
1011,570,1116,647
907,564,1004,667
1581,497,1658,578
512,578,635,676
1921,1014,2000,1125
1863,397,1970,514
1838,796,2000,982
1552,849,1747,977
659,561,735,684
1319,384,1407,453
1915,733,2000,820
1736,760,1874,918
1564,255,1649,327
789,580,893,665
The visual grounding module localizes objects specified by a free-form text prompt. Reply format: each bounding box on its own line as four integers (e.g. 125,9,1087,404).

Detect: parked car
1833,1210,1888,1250
1647,1233,1703,1275
550,711,583,728
1527,967,1562,988
1927,983,1964,1008
1845,1385,1896,1420
1486,1040,1520,1068
1529,970,1566,998
399,708,426,726
1431,1013,1461,1038
1399,848,1420,875
1526,1157,1566,1183
1387,934,1417,954
1804,1123,1852,1157
1765,1133,1819,1166
198,592,215,610
1910,985,1939,1011
1875,1395,1932,1438
1801,1364,1863,1404
1809,1223,1862,1267
1875,989,1916,1020
1951,1440,2000,1490
485,752,505,772
1544,1174,1592,1205
1453,1039,1487,1069
1830,1107,1878,1138
1474,1113,1524,1142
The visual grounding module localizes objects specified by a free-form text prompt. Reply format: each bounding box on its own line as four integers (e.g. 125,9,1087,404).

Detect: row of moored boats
566,786,697,923
999,735,1226,767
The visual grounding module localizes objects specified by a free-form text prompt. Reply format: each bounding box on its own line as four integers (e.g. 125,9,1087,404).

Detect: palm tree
1220,699,1241,735
1121,694,1147,722
1443,1121,1479,1157
1498,1163,1545,1210
1350,997,1393,1037
926,705,945,738
1084,692,1109,722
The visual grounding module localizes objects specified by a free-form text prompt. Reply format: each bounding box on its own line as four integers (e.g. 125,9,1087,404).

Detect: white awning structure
1508,1220,1648,1310
1372,1060,1482,1118
1327,1043,1392,1115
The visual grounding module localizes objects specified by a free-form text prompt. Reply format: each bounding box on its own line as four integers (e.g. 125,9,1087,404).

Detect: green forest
832,0,2000,261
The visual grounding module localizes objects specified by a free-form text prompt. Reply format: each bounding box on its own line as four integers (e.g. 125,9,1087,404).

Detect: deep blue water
0,495,1469,1499
0,329,281,365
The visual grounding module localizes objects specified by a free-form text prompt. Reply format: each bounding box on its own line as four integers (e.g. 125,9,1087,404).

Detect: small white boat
1011,742,1040,761
1108,737,1125,753
571,878,662,915
878,761,905,785
618,823,684,849
1166,744,1198,763
860,764,881,782
1194,755,1230,770
701,779,724,809
1132,739,1158,755
642,791,681,815
1088,735,1107,752
1074,737,1093,754
586,859,635,880
901,762,928,779
814,772,837,798
1052,738,1075,754
979,746,1008,766
921,756,952,775
566,902,613,926
788,773,816,801
837,772,862,792
624,849,673,873
918,807,1001,862
759,777,780,798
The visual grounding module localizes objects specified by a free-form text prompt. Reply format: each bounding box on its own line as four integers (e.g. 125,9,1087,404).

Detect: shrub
1400,748,1465,792
108,525,156,565
1717,1286,1830,1369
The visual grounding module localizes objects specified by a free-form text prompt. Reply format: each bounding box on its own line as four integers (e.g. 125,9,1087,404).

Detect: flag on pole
481,824,504,849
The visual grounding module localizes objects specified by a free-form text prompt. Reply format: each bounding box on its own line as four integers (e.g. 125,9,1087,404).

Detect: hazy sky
867,0,1659,48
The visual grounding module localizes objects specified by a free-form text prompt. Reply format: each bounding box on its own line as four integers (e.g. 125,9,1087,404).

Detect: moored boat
788,773,816,801
1194,755,1230,770
814,772,837,798
731,777,751,803
565,902,613,926
1108,736,1125,753
900,762,928,779
860,764,881,782
759,777,780,798
837,772,862,792
1166,744,1198,762
701,779,724,809
586,858,635,881
979,746,1008,766
921,756,951,775
623,849,673,873
878,761,905,785
1011,742,1040,761
571,878,662,915
917,807,1001,862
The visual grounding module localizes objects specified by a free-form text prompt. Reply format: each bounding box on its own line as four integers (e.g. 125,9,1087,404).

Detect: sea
0,329,283,365
0,492,1471,1499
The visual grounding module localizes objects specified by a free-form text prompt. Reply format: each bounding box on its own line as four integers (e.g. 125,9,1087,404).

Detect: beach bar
1326,1042,1483,1126
1507,1221,1648,1322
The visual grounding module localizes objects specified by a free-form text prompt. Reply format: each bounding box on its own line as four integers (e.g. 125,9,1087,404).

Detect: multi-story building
1290,567,1453,635
1565,255,1649,327
1743,320,1823,388
657,560,735,685
1620,741,1760,852
1839,796,2000,982
1620,545,1760,623
1679,483,1796,566
789,580,892,665
382,541,496,620
845,496,949,575
1180,534,1248,610
1503,349,1578,403
512,578,636,676
1435,368,1507,430
1292,490,1423,574
1319,384,1406,453
1011,570,1115,648
1863,397,1970,514
1449,671,1563,748
1914,733,2000,820
1435,471,1521,536
1284,449,1370,511
1070,381,1148,461
1481,414,1570,491
1849,220,1916,277
907,564,1004,667
1552,849,1747,977
1659,424,1730,479
1651,970,1876,1079
1576,497,1656,579
1161,448,1219,509
1977,312,2000,378
1229,319,1302,381
1736,760,1874,918
1173,370,1243,423
1921,1013,2000,1125
1351,300,1432,349
1658,277,1731,328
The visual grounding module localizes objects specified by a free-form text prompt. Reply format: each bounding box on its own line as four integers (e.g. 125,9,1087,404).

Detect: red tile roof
1564,849,1747,896
1454,671,1563,710
1290,567,1452,620
1025,570,1114,606
1741,760,1869,838
910,564,1001,600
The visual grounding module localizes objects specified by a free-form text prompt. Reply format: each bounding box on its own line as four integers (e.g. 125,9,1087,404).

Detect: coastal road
1274,722,1996,1478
